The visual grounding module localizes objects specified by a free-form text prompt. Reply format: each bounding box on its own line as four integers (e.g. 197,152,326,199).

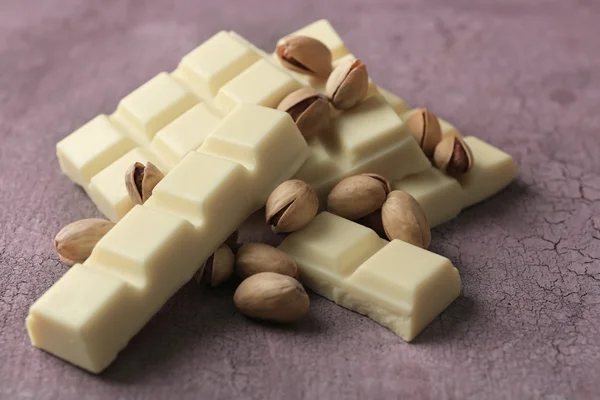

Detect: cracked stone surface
1,0,599,399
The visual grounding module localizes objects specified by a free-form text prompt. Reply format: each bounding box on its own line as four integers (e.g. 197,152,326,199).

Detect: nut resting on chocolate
406,108,442,157
277,88,331,140
54,219,115,266
327,173,391,220
194,244,235,287
236,243,298,280
381,190,431,249
125,161,164,205
325,58,369,110
433,135,474,177
265,179,319,233
233,272,310,323
276,35,333,78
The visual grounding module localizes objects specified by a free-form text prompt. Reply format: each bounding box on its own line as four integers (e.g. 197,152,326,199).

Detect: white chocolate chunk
87,147,164,222
458,136,517,207
56,115,135,187
175,31,260,100
198,104,309,200
150,103,222,170
293,140,343,184
111,72,197,145
26,264,138,374
345,240,461,341
85,205,201,293
278,19,349,60
145,151,253,232
393,168,466,227
278,212,461,342
214,59,304,114
377,87,410,114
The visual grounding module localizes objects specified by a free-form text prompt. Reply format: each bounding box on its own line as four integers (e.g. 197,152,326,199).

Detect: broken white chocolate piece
458,136,517,207
56,115,135,187
173,31,261,100
29,104,309,373
278,212,461,341
215,59,304,114
393,168,466,227
110,72,197,146
87,147,164,222
150,103,222,170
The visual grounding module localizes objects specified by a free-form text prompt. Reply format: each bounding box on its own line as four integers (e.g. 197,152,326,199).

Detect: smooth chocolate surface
1,0,599,398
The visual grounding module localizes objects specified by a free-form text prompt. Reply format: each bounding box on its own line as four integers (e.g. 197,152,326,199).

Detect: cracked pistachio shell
433,135,474,177
406,108,442,157
276,35,333,78
54,218,115,266
325,59,369,110
125,161,164,205
195,244,235,287
381,190,431,249
234,272,310,323
277,88,331,140
265,179,319,233
327,174,391,220
236,243,298,280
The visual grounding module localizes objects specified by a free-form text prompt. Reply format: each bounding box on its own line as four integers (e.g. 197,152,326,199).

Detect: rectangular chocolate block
30,104,309,373
279,212,461,341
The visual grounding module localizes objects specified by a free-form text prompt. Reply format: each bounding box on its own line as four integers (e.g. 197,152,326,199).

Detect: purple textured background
1,0,599,399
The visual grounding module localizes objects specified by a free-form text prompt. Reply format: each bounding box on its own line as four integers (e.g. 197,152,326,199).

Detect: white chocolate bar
393,168,466,227
110,72,198,146
28,104,309,373
377,87,410,114
87,147,164,222
172,31,261,101
149,103,222,170
56,115,135,187
458,136,517,207
214,59,304,114
277,19,349,60
278,212,461,341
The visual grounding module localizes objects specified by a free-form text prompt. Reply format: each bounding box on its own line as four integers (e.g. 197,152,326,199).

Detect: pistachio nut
276,35,332,78
236,243,298,280
54,218,115,266
325,58,369,109
381,190,431,249
265,179,319,233
233,272,310,323
194,244,235,287
406,108,442,157
433,135,474,177
327,173,390,220
125,161,164,205
277,88,331,140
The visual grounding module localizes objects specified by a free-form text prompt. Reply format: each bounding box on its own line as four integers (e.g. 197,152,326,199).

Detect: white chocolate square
111,72,197,145
87,147,164,222
198,104,309,199
56,115,135,187
377,87,410,114
279,212,384,282
293,140,343,184
86,205,200,293
279,19,349,60
176,31,260,100
346,240,461,341
458,136,517,207
26,264,137,373
393,168,466,227
145,151,253,231
150,103,222,170
214,59,303,114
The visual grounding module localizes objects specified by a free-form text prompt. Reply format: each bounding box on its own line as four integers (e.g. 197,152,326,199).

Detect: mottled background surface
1,0,599,399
